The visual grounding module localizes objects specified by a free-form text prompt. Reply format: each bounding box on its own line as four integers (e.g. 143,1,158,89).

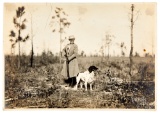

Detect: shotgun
64,49,69,78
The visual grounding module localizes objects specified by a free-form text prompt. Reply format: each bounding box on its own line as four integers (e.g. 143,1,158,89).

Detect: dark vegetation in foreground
5,55,155,109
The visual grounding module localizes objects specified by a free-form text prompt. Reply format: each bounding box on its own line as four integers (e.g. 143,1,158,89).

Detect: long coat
61,43,79,78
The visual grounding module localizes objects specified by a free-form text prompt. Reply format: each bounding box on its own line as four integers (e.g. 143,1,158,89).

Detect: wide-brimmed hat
68,35,75,40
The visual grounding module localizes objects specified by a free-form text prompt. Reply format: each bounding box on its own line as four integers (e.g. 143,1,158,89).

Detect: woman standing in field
61,35,79,87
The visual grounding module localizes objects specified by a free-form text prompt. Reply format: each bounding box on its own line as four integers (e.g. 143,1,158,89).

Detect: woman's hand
62,57,70,63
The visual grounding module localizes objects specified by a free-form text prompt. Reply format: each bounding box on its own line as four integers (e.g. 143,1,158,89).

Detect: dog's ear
88,66,98,73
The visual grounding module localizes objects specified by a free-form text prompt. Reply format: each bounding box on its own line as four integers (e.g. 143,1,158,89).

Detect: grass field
4,56,155,109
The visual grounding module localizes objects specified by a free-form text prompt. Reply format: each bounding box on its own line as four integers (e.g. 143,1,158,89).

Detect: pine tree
10,6,29,69
51,7,71,64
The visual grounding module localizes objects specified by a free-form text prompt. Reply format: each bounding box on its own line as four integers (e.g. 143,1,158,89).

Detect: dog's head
88,66,98,73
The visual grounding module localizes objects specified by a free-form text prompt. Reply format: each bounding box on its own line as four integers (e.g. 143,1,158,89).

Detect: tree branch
133,10,140,24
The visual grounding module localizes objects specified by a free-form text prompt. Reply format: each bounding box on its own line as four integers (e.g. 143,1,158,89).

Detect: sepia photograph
3,2,156,109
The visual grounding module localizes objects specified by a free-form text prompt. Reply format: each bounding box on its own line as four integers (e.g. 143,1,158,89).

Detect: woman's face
69,39,74,44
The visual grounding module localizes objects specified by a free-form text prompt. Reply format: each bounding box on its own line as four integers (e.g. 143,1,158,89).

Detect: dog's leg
84,82,87,91
80,82,83,89
73,75,80,90
73,79,78,90
90,83,93,91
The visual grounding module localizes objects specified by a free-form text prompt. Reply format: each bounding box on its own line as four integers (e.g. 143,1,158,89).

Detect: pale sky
3,3,156,56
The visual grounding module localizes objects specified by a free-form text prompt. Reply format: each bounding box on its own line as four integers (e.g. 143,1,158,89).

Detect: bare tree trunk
129,4,134,81
18,41,21,69
18,30,21,69
108,45,110,59
30,14,34,67
59,19,62,65
121,48,123,57
10,43,13,68
30,41,34,67
18,16,22,69
152,35,153,57
104,46,106,57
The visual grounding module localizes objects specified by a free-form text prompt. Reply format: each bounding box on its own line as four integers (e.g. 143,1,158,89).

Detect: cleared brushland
4,56,155,109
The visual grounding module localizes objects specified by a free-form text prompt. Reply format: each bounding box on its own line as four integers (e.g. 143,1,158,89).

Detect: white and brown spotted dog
74,66,98,91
